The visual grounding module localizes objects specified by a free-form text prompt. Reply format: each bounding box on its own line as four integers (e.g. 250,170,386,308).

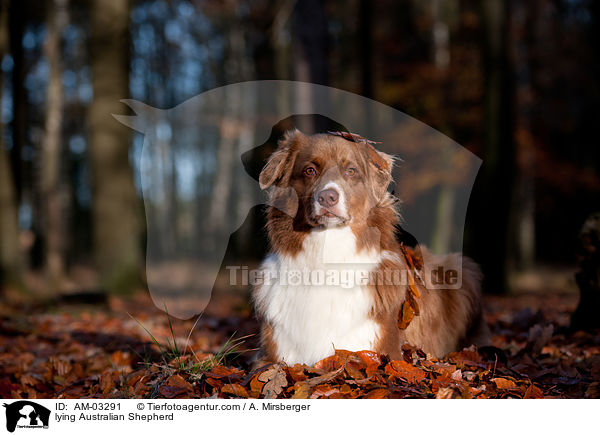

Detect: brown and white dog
252,129,489,365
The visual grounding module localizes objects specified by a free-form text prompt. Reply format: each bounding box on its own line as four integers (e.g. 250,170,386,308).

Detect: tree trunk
206,107,236,247
89,0,140,293
270,0,294,116
359,0,374,99
207,24,252,251
431,0,450,70
231,27,256,258
0,149,20,287
41,0,68,293
0,0,21,289
8,0,25,202
292,0,328,86
292,0,329,132
508,1,536,272
571,213,600,331
475,0,515,293
429,0,456,255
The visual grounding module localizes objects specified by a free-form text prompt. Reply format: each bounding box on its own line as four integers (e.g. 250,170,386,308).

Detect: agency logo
2,401,50,433
114,80,481,319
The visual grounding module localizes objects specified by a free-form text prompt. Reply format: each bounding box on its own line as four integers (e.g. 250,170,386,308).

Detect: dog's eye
303,166,317,177
345,167,357,177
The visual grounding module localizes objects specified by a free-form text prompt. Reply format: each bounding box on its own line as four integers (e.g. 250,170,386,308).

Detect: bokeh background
1,0,599,305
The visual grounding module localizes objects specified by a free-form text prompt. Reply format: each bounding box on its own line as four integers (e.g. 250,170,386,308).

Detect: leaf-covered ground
1,290,599,399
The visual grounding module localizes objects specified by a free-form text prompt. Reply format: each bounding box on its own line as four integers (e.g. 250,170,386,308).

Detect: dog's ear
259,129,300,189
367,147,395,203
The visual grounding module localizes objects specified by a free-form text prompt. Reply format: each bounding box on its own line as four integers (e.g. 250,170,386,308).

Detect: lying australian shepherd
252,129,489,366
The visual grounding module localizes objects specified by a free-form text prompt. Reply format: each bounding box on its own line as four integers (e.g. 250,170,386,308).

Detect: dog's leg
251,323,279,369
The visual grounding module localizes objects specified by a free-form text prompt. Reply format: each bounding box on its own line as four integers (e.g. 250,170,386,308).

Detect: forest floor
1,283,599,399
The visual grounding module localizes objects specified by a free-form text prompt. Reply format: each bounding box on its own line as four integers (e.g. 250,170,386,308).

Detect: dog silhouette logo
114,81,481,319
3,401,50,432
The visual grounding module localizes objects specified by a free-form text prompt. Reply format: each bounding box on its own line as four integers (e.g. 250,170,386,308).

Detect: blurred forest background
0,0,599,302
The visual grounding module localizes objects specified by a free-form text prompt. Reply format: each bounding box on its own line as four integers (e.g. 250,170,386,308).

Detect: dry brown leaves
1,293,599,399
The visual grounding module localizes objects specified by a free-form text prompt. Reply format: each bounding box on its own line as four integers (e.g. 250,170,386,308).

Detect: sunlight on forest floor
1,265,597,399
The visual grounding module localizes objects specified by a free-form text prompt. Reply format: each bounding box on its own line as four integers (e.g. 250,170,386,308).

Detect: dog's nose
317,188,339,208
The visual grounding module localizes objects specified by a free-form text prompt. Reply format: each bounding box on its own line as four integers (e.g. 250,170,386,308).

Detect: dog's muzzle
313,183,349,226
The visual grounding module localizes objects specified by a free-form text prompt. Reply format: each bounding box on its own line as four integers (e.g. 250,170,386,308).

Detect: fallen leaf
221,383,249,398
385,360,426,383
345,359,366,380
492,377,518,390
258,364,288,398
126,370,146,387
314,354,344,371
523,383,544,399
436,387,459,399
158,374,193,398
249,374,265,397
293,366,344,397
292,383,311,399
99,370,113,395
397,301,415,330
590,357,600,380
448,349,484,369
356,350,382,367
205,365,243,380
585,382,600,399
423,362,457,378
20,374,39,387
159,385,188,398
206,377,223,390
167,374,192,390
287,364,308,382
431,374,457,391
451,369,463,381
363,388,389,399
339,384,354,396
310,384,340,399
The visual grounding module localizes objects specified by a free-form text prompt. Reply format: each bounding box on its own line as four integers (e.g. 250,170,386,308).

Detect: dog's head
259,129,395,228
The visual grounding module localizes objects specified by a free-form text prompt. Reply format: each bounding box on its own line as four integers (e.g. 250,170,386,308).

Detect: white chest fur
254,226,383,365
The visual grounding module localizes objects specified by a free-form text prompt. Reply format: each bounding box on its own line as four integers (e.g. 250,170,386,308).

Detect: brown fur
369,249,489,358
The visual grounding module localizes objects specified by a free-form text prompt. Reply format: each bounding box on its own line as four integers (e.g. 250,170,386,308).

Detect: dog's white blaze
255,226,383,365
313,181,348,220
